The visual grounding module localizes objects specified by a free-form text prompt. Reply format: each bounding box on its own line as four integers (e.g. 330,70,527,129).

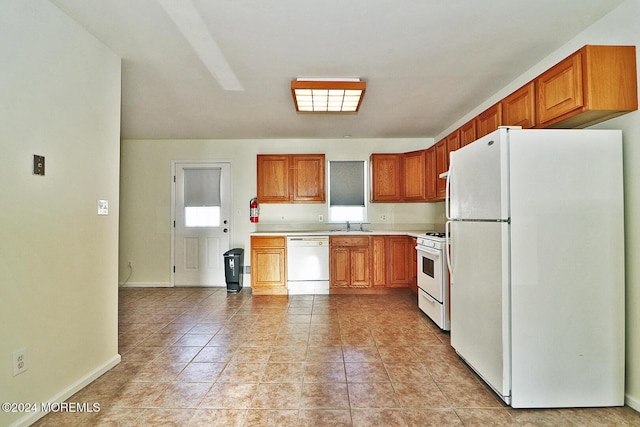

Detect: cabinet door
447,130,461,153
476,103,503,138
370,154,402,202
460,119,477,147
371,236,387,287
350,246,370,287
403,150,426,201
536,51,583,126
292,154,325,202
426,146,437,201
330,246,351,287
388,236,411,287
435,139,448,200
257,155,290,203
503,82,536,128
251,247,287,294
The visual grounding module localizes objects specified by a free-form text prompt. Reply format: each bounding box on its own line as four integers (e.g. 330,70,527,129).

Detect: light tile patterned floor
35,287,640,426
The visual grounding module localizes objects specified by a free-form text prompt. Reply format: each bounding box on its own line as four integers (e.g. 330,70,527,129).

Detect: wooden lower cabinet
330,236,370,288
371,236,387,287
331,235,413,292
250,236,287,295
388,236,412,287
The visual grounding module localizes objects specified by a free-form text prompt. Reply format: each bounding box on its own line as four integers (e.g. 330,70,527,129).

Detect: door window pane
184,168,221,207
185,206,220,227
183,167,222,227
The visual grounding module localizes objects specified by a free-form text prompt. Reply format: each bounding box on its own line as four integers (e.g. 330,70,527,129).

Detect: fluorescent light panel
291,80,366,112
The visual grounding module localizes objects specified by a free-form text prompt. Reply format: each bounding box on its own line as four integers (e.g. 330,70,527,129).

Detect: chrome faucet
359,223,365,232
346,221,351,231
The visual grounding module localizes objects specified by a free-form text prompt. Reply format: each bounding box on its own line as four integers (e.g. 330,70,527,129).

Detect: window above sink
327,160,368,223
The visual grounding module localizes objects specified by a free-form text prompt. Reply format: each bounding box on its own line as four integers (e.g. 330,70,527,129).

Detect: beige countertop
250,230,428,238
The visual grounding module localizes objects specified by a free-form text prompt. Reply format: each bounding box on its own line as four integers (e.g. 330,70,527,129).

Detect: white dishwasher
287,236,330,295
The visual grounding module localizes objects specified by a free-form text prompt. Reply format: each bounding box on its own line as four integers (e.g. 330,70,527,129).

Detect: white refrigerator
445,128,625,408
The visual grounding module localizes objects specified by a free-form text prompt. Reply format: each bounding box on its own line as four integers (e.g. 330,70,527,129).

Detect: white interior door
173,162,231,286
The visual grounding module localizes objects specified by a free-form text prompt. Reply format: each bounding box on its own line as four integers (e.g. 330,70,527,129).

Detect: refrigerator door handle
445,220,453,284
445,163,452,220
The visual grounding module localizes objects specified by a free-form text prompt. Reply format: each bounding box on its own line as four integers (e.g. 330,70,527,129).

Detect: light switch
33,155,45,176
97,200,109,215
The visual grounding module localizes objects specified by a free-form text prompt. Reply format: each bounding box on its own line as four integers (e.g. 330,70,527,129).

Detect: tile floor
35,287,640,426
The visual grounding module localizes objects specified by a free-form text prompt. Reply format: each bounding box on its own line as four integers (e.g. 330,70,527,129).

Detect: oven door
416,246,443,302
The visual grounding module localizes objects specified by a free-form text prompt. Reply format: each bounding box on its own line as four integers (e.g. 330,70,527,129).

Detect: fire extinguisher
249,197,260,223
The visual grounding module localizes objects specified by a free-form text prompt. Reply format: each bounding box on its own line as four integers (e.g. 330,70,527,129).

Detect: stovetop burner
425,232,447,238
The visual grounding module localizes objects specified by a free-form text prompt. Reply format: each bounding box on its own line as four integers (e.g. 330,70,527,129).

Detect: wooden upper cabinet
425,146,437,201
536,51,583,127
460,119,477,147
370,153,403,202
291,155,325,202
536,45,637,128
503,81,536,128
257,154,325,203
447,129,461,153
435,138,448,200
256,155,290,203
476,102,503,138
403,150,427,202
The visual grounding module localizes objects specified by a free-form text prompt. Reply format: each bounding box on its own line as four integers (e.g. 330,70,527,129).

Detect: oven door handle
415,246,441,257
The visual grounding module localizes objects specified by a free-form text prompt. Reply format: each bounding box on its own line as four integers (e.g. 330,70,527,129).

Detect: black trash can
223,248,244,293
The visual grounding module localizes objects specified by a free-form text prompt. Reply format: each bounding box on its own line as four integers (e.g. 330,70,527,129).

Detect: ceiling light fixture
291,78,366,113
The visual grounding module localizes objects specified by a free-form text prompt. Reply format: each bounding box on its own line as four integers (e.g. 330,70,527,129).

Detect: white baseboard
626,392,640,412
10,354,121,427
119,282,172,288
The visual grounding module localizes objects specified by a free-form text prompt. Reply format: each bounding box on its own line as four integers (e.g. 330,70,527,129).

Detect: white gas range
416,232,450,331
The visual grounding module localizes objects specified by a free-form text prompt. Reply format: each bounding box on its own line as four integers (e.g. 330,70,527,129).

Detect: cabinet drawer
330,236,370,247
251,236,285,247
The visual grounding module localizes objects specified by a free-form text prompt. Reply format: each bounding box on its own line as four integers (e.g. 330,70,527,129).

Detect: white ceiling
49,0,625,140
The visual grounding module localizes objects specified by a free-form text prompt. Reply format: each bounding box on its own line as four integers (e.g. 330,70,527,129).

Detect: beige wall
0,1,122,426
435,0,640,410
119,138,439,286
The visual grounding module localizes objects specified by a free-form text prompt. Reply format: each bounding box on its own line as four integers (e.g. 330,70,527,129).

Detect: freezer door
450,220,510,402
449,129,509,220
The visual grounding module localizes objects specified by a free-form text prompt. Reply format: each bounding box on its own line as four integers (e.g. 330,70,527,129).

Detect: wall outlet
97,199,109,215
13,348,27,376
280,215,285,221
318,214,324,222
380,214,387,221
